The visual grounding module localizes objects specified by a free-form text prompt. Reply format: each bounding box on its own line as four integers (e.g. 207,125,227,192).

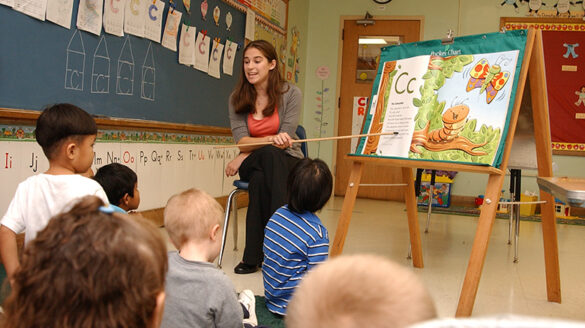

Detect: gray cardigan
228,82,303,158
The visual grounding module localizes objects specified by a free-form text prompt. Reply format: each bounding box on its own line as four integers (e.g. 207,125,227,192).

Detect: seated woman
1,196,168,328
225,40,303,274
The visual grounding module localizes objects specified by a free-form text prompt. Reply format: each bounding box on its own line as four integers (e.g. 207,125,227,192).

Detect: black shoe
234,262,259,274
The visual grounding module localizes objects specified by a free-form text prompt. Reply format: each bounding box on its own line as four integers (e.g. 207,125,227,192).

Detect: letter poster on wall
354,30,528,168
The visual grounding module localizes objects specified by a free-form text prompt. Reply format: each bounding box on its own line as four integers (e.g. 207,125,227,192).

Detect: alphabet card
208,38,223,79
76,0,104,36
124,0,147,38
161,9,181,51
179,24,196,66
194,31,210,72
46,0,74,29
222,39,238,76
134,143,165,208
355,30,526,168
0,141,49,215
144,0,164,42
103,0,125,36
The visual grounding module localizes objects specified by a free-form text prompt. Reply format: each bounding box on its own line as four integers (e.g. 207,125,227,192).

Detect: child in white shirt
0,103,108,281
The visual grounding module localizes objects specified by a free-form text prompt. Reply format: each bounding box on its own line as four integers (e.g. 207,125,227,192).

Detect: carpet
417,205,585,226
255,296,285,328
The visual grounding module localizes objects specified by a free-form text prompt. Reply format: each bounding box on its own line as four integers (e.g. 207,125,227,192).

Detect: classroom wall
285,0,309,97
289,0,585,198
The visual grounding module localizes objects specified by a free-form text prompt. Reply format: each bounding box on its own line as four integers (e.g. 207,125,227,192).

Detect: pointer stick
213,131,399,149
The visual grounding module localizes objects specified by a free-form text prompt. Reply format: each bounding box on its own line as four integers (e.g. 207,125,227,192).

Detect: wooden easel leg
529,29,561,303
456,174,504,317
331,161,364,257
540,192,562,302
402,167,423,268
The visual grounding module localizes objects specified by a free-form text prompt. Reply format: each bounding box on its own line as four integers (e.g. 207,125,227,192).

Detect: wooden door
335,19,422,200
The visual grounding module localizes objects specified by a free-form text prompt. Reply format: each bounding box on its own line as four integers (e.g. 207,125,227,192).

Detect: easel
330,29,561,316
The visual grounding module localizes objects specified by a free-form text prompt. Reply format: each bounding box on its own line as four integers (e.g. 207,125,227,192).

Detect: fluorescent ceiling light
359,38,387,45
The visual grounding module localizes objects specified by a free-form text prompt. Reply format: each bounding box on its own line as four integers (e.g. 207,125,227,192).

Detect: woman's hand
268,132,293,149
225,153,250,176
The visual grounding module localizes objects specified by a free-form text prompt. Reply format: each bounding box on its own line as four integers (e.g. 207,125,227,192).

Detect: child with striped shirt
262,158,333,315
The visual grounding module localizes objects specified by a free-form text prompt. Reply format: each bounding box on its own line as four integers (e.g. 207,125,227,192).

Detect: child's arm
215,278,245,328
0,225,20,282
306,237,329,270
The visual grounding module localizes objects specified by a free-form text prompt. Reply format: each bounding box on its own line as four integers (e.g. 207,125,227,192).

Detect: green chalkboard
0,0,245,127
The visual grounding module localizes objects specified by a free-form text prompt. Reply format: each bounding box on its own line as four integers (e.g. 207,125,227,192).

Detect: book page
14,0,47,21
103,0,125,36
358,49,520,167
46,0,74,28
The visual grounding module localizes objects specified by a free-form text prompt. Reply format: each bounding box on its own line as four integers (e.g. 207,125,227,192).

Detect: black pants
238,146,300,265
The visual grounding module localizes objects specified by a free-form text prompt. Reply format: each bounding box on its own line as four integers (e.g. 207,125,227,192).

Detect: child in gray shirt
161,188,257,328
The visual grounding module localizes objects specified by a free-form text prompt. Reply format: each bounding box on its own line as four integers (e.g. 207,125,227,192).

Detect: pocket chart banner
354,30,528,168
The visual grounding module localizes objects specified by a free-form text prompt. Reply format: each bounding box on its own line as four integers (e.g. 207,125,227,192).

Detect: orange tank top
248,107,279,137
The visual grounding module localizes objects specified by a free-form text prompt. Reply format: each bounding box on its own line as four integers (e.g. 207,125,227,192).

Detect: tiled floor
162,196,585,320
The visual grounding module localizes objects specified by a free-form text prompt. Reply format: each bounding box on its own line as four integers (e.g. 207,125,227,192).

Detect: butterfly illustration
466,58,510,104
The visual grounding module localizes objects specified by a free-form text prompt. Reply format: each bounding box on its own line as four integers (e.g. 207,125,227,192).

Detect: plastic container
520,194,538,216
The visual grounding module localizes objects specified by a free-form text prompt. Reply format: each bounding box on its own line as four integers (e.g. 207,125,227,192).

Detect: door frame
332,16,425,194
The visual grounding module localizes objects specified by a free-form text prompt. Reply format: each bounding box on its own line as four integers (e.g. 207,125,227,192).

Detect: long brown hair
2,196,168,328
231,40,286,116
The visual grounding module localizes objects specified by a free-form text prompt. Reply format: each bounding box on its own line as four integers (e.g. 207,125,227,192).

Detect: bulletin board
501,17,585,156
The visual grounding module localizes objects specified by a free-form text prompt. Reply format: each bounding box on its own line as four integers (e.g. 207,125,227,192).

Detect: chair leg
513,203,521,263
508,192,514,245
232,192,239,251
425,185,433,233
218,188,241,268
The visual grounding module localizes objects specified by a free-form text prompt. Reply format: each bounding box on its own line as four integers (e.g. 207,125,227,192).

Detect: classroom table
537,177,585,208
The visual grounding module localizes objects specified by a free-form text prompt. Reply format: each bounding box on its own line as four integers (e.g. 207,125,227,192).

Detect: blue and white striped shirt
262,205,329,315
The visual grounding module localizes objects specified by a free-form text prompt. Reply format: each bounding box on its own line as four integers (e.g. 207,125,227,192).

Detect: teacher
225,40,303,274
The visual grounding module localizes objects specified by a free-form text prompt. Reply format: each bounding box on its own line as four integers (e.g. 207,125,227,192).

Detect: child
93,163,140,213
262,158,333,315
161,188,258,328
2,196,168,328
0,103,109,281
286,254,437,328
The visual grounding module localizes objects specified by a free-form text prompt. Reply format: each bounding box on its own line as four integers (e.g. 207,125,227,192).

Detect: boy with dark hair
0,103,109,281
262,158,333,315
94,163,140,213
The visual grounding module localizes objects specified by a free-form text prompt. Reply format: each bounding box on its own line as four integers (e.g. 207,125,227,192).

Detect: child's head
94,163,140,211
285,255,437,328
286,254,437,328
2,196,168,328
164,188,224,252
35,103,97,173
287,158,333,213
